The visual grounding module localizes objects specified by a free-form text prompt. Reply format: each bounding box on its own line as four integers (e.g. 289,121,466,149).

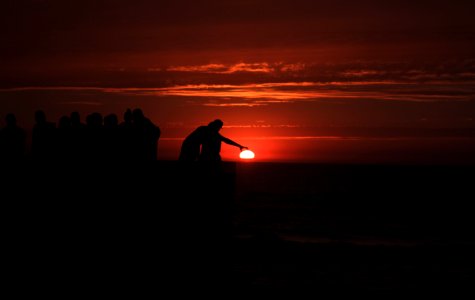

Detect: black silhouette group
0,110,246,162
0,108,160,162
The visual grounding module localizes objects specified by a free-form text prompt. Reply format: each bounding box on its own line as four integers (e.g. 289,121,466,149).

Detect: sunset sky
1,0,475,163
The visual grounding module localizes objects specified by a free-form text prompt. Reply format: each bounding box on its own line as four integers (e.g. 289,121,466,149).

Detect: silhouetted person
104,113,120,161
179,119,247,161
85,112,104,160
200,119,247,161
69,111,86,160
57,115,72,160
132,108,161,161
70,112,85,129
179,125,209,161
119,109,135,160
119,109,133,128
104,114,118,129
32,110,56,161
0,113,26,161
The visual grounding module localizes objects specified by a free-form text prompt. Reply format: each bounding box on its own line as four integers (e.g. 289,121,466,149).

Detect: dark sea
2,161,475,294
231,162,475,292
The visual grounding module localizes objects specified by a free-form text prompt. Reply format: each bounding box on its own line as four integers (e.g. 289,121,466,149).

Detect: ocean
2,161,474,292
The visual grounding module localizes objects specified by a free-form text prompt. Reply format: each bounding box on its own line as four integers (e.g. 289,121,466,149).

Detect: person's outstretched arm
220,135,248,151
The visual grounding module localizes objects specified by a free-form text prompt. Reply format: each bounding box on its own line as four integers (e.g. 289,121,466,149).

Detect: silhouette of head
59,116,71,129
132,108,145,124
124,109,132,123
5,113,17,127
35,110,46,124
87,112,103,128
104,114,118,128
70,111,81,125
208,119,223,132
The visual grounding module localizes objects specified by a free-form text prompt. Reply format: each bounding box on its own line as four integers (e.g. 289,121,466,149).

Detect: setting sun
240,150,255,160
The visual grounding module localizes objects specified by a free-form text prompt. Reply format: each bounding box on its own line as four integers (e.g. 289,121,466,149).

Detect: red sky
1,0,475,163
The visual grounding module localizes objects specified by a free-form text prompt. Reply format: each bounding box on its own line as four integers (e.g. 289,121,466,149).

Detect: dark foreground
2,161,475,294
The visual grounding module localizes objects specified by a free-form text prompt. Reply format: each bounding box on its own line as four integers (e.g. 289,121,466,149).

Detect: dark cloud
2,0,475,67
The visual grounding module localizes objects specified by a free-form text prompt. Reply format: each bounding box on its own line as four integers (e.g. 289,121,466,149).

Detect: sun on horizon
240,149,255,160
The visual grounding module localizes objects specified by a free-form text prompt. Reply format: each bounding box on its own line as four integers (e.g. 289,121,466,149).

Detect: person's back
179,126,208,161
32,110,56,160
57,115,72,160
118,109,134,160
103,114,121,161
0,114,26,161
132,108,161,161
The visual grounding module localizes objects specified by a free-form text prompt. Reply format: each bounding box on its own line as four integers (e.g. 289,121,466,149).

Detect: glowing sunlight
240,149,255,160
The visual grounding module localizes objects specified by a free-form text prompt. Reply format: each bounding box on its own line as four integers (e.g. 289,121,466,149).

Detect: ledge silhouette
2,161,237,291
